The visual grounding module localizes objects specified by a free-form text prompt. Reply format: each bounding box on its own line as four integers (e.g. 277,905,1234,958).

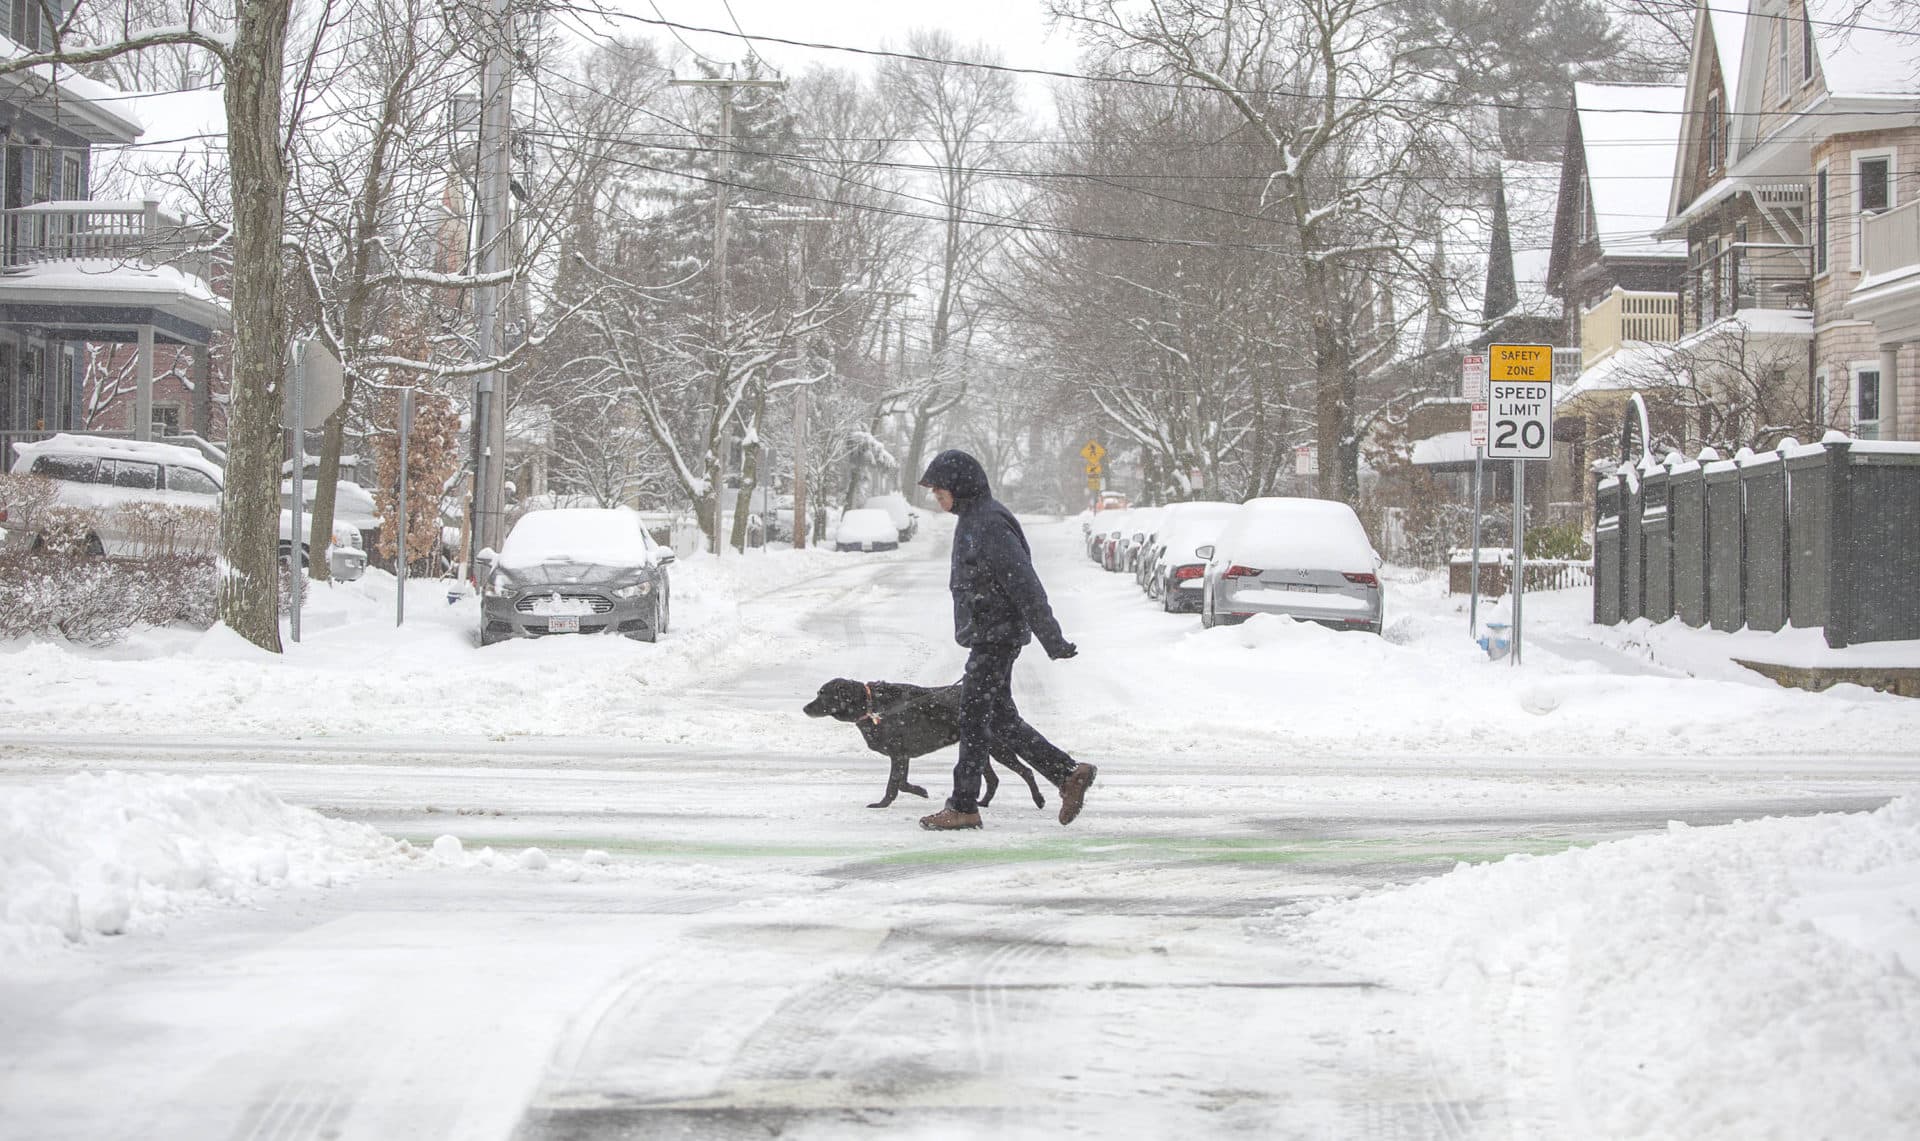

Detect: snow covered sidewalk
1294,797,1920,1136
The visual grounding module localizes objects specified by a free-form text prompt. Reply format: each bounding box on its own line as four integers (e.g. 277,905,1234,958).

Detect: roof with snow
1575,83,1687,259
0,35,144,143
0,259,229,339
1806,0,1917,98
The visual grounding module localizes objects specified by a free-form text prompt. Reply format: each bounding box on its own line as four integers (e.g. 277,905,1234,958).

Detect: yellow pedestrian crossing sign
1080,440,1106,465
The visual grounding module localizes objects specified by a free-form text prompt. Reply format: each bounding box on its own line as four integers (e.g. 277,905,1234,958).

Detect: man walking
915,449,1097,831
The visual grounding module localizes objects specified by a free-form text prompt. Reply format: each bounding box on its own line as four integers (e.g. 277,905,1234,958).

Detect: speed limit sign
1486,344,1554,460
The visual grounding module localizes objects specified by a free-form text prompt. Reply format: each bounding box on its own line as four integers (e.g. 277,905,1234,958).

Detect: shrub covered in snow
0,553,218,644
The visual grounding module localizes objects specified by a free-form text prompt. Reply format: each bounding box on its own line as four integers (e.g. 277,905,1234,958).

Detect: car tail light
1173,564,1204,581
1223,565,1263,578
0,508,7,523
1343,572,1379,586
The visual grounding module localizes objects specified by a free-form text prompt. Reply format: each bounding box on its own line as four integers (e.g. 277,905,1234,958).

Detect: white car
1198,497,1384,634
861,493,919,542
835,508,899,552
9,434,366,579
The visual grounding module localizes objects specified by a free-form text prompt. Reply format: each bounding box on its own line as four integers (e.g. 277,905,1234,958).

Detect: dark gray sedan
479,508,674,646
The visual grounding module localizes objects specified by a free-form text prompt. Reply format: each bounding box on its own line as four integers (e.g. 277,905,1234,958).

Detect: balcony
1689,243,1811,331
1853,198,1920,343
2,200,209,277
1581,287,1680,366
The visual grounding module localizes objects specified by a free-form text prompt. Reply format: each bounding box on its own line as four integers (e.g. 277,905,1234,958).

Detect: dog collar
862,683,882,725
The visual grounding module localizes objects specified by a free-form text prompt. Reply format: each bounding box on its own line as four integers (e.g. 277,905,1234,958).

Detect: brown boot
1058,763,1098,825
919,807,983,830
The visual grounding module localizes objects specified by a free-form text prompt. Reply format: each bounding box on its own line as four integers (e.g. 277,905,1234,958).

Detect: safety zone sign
1485,344,1554,460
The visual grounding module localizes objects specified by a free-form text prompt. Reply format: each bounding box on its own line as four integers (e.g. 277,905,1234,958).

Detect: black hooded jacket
920,449,1070,652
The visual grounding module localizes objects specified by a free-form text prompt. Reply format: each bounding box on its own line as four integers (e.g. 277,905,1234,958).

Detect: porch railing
1690,243,1811,329
2,200,202,270
1861,198,1920,279
1582,287,1681,366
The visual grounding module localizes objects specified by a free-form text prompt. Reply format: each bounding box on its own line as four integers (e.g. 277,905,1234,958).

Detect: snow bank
1295,799,1920,1136
0,772,409,959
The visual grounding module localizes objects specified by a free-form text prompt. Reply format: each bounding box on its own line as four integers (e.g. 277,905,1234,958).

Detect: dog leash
862,683,883,726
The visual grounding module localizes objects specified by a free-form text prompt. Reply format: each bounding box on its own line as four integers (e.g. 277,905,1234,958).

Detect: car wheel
1162,584,1178,613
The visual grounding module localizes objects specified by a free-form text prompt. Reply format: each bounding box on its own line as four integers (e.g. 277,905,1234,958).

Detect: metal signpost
1463,353,1488,638
280,338,346,645
396,387,415,627
1081,439,1106,497
1485,344,1555,665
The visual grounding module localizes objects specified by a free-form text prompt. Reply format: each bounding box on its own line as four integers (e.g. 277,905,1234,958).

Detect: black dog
804,678,1048,810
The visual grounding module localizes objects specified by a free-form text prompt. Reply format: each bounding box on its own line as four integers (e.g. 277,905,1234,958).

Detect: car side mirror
656,547,676,566
476,547,496,566
1195,544,1215,561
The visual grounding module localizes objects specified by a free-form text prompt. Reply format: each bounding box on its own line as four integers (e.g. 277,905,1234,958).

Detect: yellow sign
1086,475,1102,491
1488,344,1554,382
1084,460,1103,476
1080,440,1106,465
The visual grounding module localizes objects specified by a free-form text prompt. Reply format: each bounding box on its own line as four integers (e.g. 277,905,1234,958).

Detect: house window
1853,363,1882,439
1854,151,1896,268
1801,5,1815,85
151,403,182,436
1814,166,1829,275
61,151,81,200
1574,170,1590,244
1777,11,1793,97
1859,156,1891,215
1706,91,1722,171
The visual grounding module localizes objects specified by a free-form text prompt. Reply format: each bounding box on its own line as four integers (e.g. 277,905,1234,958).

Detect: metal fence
1593,438,1920,647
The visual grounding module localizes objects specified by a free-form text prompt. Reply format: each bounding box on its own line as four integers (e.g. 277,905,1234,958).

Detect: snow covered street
3,516,1918,1139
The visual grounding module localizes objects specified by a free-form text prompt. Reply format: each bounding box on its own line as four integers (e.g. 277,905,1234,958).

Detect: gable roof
1807,0,1916,98
1576,83,1687,259
1668,1,1752,222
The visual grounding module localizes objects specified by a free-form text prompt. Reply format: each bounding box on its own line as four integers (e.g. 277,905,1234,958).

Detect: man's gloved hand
1048,641,1078,660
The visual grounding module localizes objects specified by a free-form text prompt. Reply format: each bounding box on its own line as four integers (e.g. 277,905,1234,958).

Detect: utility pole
470,0,514,563
670,67,786,556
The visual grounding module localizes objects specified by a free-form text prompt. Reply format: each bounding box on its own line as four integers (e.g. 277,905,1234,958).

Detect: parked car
477,506,673,646
1149,501,1240,612
862,493,920,542
1091,509,1131,568
282,479,380,548
1198,497,1383,634
8,434,365,579
835,508,899,552
1119,506,1164,576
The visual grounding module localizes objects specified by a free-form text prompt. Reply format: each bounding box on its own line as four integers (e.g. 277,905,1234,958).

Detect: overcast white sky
612,0,1085,80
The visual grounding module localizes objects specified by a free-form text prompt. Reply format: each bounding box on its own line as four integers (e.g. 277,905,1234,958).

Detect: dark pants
949,642,1078,814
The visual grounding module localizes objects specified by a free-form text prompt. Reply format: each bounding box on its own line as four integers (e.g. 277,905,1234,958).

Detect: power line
561,6,1920,120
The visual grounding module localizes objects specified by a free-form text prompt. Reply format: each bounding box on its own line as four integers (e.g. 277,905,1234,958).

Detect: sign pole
397,387,413,627
1512,458,1525,666
288,341,304,645
1463,353,1488,639
1470,446,1484,637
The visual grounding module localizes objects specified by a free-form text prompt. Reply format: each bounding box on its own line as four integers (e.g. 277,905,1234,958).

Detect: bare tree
876,29,1026,501
1052,0,1463,505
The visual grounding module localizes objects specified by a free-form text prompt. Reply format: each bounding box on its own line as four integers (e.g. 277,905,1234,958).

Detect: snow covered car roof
10,433,223,480
1214,497,1378,570
497,507,652,571
836,508,897,545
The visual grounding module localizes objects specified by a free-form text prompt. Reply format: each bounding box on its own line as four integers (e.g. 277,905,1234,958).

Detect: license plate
1276,582,1319,593
548,615,580,634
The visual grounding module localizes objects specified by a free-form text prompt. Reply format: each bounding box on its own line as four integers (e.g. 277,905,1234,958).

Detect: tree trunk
217,0,293,651
728,382,766,552
306,409,348,581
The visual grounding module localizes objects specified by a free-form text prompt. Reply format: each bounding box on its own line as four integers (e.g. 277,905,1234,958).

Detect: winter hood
918,450,991,499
